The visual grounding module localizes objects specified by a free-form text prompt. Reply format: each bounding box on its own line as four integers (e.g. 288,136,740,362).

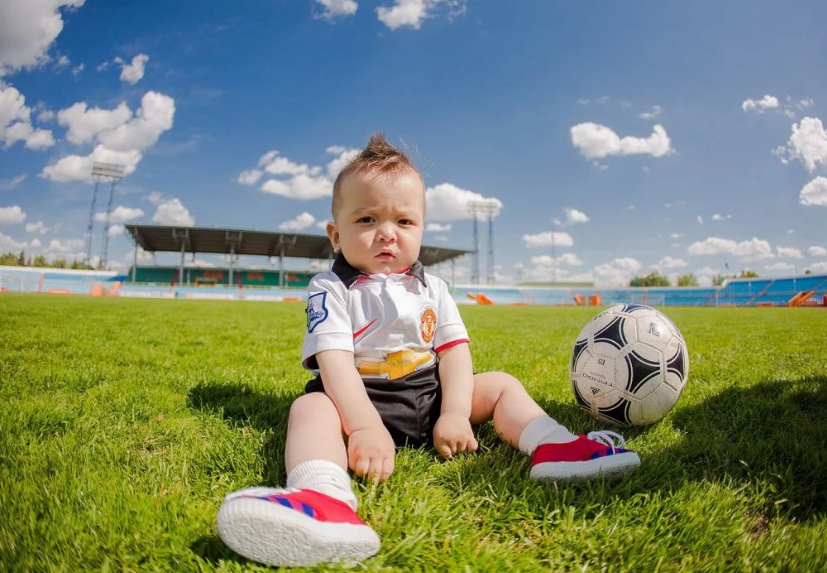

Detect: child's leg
217,393,380,567
470,372,640,480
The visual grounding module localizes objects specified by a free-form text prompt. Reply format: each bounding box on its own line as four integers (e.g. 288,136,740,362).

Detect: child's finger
437,442,453,459
353,456,370,478
468,437,479,452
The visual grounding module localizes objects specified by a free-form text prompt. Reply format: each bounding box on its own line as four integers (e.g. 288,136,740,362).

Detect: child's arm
434,342,478,459
316,349,396,482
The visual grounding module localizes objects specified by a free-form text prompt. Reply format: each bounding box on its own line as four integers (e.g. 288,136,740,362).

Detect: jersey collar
331,253,427,288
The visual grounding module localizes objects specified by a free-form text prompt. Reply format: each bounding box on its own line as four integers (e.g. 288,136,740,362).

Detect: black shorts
305,365,442,448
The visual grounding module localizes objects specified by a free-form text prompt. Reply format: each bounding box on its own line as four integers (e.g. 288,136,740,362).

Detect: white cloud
0,230,27,251
0,85,55,149
325,145,359,179
261,174,332,200
119,54,149,85
0,205,26,225
531,253,583,266
108,224,124,237
742,95,779,113
71,62,83,76
237,169,263,185
37,109,55,122
809,262,827,273
0,174,26,190
376,0,466,30
316,220,330,230
782,117,827,173
279,212,316,231
570,123,673,159
522,231,574,249
54,54,69,68
808,246,827,257
776,246,802,258
670,232,682,239
42,91,175,182
0,0,85,75
151,198,194,226
594,257,642,286
651,256,688,269
687,236,774,261
93,205,144,224
799,176,827,207
639,105,662,120
425,183,501,222
47,237,83,253
765,262,795,272
564,207,589,224
57,101,132,144
25,220,48,234
694,266,719,287
146,191,162,205
697,215,703,224
426,222,451,232
711,213,732,221
314,0,358,18
259,150,315,176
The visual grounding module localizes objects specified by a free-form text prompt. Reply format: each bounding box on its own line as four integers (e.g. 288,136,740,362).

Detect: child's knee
289,392,337,422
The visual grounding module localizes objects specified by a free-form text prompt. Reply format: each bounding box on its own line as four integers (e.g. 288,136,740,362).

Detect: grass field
1,295,826,572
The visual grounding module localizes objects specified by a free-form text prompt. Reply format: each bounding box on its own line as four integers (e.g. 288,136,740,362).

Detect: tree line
0,251,90,270
628,269,768,287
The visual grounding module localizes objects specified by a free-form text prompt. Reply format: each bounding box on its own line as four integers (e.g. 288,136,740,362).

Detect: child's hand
433,412,478,459
347,425,396,483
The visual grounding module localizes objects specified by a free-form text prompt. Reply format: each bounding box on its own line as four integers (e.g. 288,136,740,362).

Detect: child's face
327,168,425,275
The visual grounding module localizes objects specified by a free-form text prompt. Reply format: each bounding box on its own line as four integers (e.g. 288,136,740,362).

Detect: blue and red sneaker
217,487,380,567
530,430,640,481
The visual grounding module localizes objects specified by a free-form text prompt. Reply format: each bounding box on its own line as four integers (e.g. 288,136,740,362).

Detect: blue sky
1,0,827,286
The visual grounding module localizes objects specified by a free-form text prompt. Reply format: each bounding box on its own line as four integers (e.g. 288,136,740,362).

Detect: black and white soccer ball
569,304,689,426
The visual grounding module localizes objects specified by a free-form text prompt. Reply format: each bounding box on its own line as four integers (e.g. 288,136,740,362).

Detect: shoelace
586,430,627,453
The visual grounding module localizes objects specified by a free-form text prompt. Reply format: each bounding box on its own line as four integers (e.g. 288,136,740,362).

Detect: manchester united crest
420,306,437,343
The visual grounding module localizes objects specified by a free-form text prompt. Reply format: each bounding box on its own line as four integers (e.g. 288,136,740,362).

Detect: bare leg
284,393,348,474
469,371,547,449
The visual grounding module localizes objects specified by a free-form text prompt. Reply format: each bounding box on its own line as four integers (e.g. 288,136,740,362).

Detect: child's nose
376,222,396,242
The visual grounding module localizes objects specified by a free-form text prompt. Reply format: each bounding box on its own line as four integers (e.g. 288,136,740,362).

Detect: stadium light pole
468,200,500,285
90,162,125,270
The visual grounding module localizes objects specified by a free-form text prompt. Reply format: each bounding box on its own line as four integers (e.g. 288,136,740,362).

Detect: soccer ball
569,304,689,426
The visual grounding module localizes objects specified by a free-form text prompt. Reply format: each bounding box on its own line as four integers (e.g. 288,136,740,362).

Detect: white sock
517,416,578,456
286,460,358,511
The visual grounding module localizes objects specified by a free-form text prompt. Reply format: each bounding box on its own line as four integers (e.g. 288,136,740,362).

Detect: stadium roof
124,224,471,267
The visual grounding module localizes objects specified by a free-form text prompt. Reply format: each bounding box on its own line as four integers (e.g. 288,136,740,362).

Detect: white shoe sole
217,495,381,567
530,452,641,481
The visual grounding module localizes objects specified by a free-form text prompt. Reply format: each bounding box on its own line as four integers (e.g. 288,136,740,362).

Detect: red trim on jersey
353,319,377,340
435,339,469,354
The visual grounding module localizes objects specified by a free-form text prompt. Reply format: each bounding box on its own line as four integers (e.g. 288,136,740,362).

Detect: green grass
1,295,826,572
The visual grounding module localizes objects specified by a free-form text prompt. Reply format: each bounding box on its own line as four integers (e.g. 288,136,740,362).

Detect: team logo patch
306,292,328,333
420,306,437,343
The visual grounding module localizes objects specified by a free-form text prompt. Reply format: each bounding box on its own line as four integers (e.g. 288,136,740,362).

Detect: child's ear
326,221,340,253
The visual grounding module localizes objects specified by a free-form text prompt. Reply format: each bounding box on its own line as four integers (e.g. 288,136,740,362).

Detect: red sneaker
530,431,640,481
217,487,380,567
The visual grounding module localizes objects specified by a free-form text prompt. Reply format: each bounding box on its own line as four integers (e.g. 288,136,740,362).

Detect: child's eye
356,216,374,223
398,219,414,226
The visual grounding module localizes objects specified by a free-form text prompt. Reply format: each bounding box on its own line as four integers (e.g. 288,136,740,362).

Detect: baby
217,134,640,567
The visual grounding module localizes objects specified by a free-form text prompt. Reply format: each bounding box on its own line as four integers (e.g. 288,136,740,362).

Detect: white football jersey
302,255,469,380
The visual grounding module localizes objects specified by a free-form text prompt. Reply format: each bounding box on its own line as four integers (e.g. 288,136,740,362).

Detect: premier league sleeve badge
306,291,329,333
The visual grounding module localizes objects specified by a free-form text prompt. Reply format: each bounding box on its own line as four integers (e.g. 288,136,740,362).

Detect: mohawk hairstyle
331,133,420,218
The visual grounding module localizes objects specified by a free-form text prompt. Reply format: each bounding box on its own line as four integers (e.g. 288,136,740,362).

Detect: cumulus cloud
246,146,357,201
118,54,148,85
765,262,796,272
697,215,704,224
0,174,27,190
0,230,27,251
810,262,827,273
93,205,144,224
325,145,359,178
237,169,263,185
742,95,779,113
564,207,589,224
0,205,26,225
425,183,502,222
711,213,732,221
651,256,688,269
0,85,55,149
42,91,175,182
594,257,642,286
279,212,316,231
376,0,466,30
262,174,332,200
799,177,827,207
570,123,673,159
151,198,194,226
108,224,124,237
531,253,583,267
314,0,358,19
809,246,827,257
522,231,574,249
776,246,802,258
639,105,662,120
25,220,48,234
0,0,85,75
687,236,774,261
426,223,451,232
779,117,827,173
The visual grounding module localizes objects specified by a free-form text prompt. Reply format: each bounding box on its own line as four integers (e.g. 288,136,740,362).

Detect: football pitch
1,295,826,572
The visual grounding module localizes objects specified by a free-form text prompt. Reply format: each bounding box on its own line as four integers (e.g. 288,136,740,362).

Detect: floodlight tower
467,200,500,285
89,162,125,270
